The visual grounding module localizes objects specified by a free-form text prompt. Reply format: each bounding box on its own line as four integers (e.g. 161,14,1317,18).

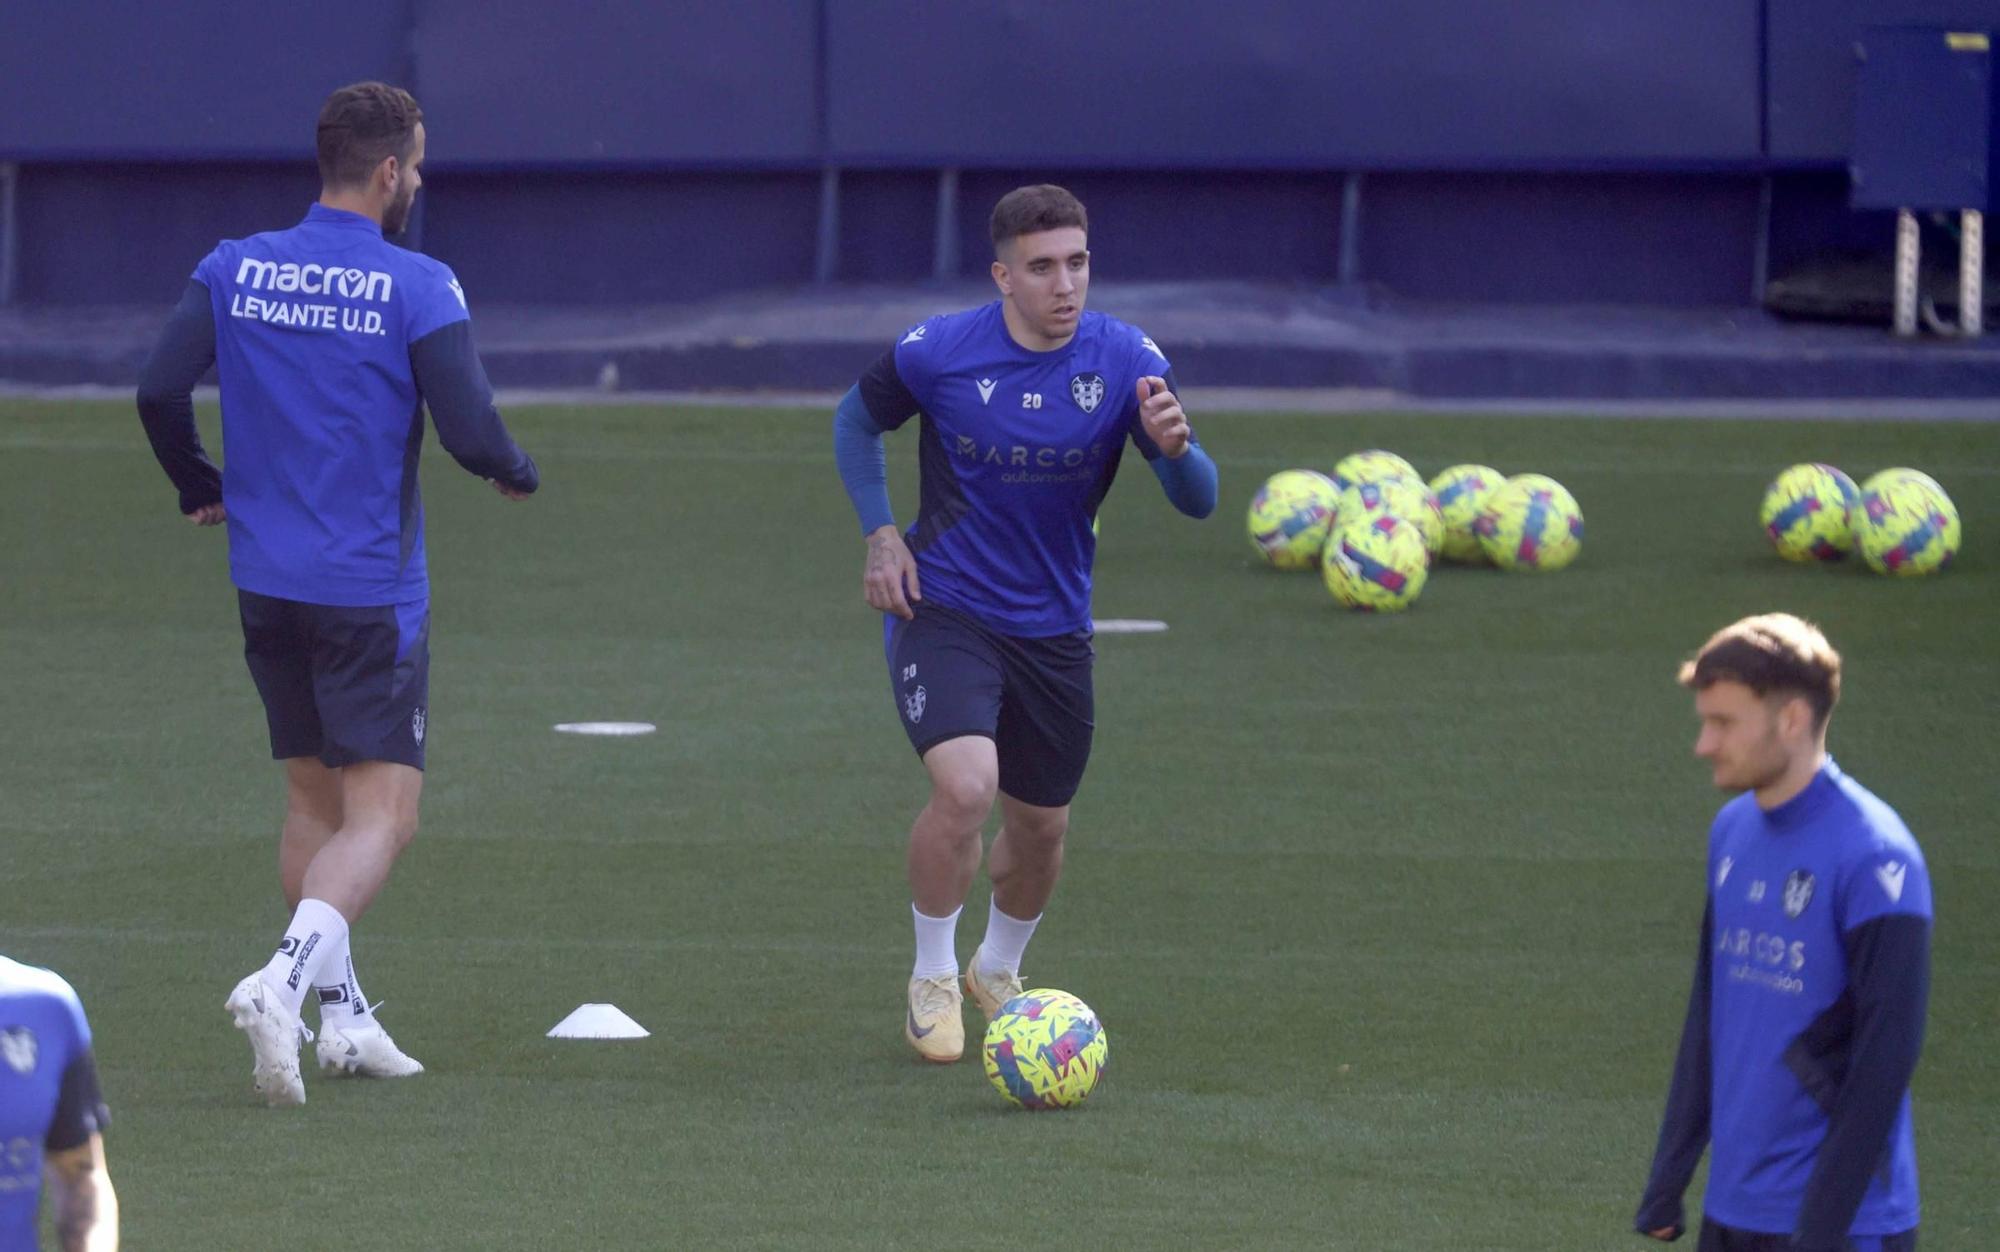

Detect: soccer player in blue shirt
834,185,1219,1062
0,955,117,1251
136,83,539,1106
1636,614,1930,1250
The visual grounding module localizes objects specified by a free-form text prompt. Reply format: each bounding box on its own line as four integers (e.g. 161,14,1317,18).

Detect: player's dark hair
317,82,423,189
990,185,1088,253
1678,613,1841,731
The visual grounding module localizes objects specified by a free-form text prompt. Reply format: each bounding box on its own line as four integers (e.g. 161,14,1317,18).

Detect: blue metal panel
0,3,407,161
1360,173,1762,304
827,0,1761,167
1850,26,1993,209
1767,0,2000,161
420,172,821,302
16,165,319,304
412,1,820,166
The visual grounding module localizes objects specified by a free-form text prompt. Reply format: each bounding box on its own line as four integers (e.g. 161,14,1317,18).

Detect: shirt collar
303,203,383,236
1763,757,1840,830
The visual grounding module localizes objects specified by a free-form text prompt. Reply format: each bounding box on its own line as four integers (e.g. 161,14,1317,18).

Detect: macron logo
976,378,996,405
447,278,466,310
1875,861,1907,903
1716,856,1733,888
1141,335,1166,360
901,325,928,345
236,256,393,302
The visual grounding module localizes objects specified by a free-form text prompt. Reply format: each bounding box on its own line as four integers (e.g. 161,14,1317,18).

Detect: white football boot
317,1019,425,1078
224,973,307,1107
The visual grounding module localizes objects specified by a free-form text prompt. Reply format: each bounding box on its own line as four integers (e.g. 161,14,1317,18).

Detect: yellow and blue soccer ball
1331,448,1418,492
1760,463,1859,562
1428,463,1504,563
1474,473,1583,572
1854,471,1960,576
1332,475,1444,558
1322,515,1430,611
982,989,1108,1110
1247,470,1341,570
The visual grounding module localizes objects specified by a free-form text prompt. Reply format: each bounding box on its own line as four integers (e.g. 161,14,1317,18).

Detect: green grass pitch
2,400,1995,1248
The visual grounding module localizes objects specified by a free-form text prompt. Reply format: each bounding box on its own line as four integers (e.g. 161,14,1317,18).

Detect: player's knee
386,809,419,855
1015,809,1069,846
930,772,997,825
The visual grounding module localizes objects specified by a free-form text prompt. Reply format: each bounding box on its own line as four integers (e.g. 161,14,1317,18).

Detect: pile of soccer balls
1760,463,1961,576
1246,450,1584,611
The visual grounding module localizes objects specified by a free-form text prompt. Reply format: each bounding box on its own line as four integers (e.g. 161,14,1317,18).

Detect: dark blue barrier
412,1,820,166
0,4,406,160
825,0,1761,167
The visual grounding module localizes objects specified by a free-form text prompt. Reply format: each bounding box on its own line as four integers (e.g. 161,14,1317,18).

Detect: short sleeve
888,316,946,410
406,263,471,345
1840,843,1933,933
1122,327,1179,462
191,244,228,291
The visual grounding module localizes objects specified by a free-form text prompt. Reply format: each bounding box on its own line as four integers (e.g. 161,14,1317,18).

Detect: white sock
257,898,348,1017
978,896,1041,975
311,933,377,1032
911,904,961,979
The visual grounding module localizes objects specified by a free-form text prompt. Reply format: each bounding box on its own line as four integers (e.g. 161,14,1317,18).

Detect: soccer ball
1332,475,1444,557
1760,463,1859,562
1428,464,1504,563
1475,473,1583,572
1246,470,1341,570
1864,466,1948,499
1854,473,1959,576
1322,515,1431,611
982,989,1108,1110
1332,449,1419,492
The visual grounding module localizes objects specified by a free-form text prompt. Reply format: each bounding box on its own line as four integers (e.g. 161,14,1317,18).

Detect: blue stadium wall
4,0,1997,309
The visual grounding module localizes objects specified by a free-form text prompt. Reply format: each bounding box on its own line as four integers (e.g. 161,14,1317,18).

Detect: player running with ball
832,185,1218,1063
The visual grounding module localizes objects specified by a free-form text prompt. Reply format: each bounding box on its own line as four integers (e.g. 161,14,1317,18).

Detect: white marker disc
553,722,657,736
1091,619,1169,634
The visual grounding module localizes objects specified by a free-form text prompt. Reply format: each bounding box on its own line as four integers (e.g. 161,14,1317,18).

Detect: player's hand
185,502,226,526
863,525,921,620
1136,376,1190,459
490,479,531,501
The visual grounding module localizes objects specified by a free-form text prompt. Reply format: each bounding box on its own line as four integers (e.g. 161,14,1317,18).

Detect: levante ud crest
1070,373,1106,414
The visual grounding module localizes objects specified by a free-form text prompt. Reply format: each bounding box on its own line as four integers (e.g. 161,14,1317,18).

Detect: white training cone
547,1003,650,1039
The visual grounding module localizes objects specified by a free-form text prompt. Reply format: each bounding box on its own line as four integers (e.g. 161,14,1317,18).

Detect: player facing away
1635,615,1930,1251
833,185,1219,1062
0,956,118,1251
135,82,539,1106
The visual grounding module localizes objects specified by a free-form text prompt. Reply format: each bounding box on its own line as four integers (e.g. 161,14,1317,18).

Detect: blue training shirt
1641,757,1932,1245
1703,759,1930,1236
191,204,510,606
0,958,108,1252
856,302,1191,636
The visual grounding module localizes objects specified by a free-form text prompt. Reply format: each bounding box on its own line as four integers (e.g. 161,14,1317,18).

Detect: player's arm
134,279,224,523
410,321,538,497
1633,897,1714,1242
1131,371,1217,519
1788,913,1930,1251
836,349,923,618
44,1047,116,1251
45,1136,117,1252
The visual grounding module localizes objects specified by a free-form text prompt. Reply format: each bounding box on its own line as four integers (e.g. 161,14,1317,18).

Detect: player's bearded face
381,125,425,237
1693,683,1793,792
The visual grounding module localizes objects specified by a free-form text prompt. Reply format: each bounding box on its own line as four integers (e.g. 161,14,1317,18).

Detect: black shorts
238,589,430,770
1697,1219,1916,1252
883,601,1094,809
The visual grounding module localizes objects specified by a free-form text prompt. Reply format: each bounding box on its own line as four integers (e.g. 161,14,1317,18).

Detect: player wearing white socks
142,82,537,1105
